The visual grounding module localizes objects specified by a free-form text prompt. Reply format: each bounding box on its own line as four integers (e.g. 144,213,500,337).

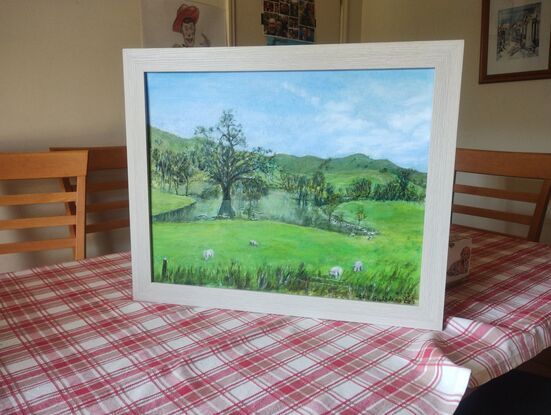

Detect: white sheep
249,240,258,247
202,248,214,261
353,260,363,272
329,266,343,279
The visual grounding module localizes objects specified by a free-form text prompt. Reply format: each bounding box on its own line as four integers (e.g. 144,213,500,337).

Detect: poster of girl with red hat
141,0,229,48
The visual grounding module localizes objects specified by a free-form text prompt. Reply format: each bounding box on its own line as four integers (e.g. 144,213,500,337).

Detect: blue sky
146,68,434,172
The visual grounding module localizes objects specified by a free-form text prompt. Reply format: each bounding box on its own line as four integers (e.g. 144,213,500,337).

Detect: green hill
149,126,201,153
148,125,427,189
271,154,326,174
272,153,400,175
272,153,419,188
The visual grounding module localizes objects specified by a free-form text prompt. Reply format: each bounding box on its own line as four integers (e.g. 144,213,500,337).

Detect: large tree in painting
195,110,273,217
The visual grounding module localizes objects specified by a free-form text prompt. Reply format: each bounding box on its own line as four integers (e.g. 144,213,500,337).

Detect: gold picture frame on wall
479,0,551,83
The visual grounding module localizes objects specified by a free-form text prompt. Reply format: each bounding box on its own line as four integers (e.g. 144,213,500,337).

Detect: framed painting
123,41,463,330
480,0,551,83
141,0,235,47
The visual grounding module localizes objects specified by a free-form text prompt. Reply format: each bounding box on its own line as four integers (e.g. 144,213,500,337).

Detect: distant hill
149,126,201,152
273,153,400,175
149,126,427,188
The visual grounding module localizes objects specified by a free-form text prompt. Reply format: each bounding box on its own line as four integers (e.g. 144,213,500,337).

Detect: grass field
150,188,194,216
151,203,423,303
336,200,424,241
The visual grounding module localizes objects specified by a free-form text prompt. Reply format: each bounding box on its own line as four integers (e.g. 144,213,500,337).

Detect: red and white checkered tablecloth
1,228,550,414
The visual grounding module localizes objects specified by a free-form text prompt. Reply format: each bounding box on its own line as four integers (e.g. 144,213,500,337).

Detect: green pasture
336,200,424,258
152,207,422,296
152,201,424,274
152,220,374,271
150,188,194,216
336,200,424,240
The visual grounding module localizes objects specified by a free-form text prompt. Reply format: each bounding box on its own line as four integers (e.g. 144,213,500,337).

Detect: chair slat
453,184,539,203
0,215,77,230
455,149,551,179
452,204,533,225
86,218,130,234
87,180,128,193
87,200,129,213
0,238,75,254
0,151,88,179
527,180,551,242
0,192,77,206
51,146,127,170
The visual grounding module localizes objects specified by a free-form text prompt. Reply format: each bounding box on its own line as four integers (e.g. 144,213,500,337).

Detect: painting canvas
124,42,463,329
147,69,432,305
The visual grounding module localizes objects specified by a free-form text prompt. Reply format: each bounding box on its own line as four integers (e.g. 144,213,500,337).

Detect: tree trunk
218,185,235,217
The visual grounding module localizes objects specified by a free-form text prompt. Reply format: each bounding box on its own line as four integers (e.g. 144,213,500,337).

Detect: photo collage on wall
262,0,316,43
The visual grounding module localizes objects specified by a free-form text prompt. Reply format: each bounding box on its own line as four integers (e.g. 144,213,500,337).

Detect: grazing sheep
249,240,258,247
202,249,214,261
349,232,356,237
353,260,363,272
329,266,343,279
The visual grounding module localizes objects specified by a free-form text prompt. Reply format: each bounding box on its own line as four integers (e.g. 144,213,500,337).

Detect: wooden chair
452,148,551,242
50,146,129,245
0,151,88,260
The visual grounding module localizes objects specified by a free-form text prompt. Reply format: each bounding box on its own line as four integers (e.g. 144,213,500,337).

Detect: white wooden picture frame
123,41,463,330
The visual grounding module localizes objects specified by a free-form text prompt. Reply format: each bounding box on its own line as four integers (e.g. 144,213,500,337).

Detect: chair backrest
453,148,551,242
0,150,88,260
50,146,129,235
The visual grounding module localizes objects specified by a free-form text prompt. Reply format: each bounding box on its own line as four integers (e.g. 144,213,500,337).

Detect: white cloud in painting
146,68,435,172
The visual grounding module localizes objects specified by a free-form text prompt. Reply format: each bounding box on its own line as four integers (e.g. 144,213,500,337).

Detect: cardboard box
446,234,472,286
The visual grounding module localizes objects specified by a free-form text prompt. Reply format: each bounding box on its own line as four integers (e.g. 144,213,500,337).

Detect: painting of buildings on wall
145,68,435,305
496,2,541,61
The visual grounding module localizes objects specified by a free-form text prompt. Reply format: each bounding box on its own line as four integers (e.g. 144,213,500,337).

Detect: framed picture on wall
123,41,463,330
479,0,551,83
141,0,235,47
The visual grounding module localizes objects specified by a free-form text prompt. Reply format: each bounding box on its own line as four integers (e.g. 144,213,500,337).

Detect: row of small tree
370,169,424,201
279,167,423,213
151,148,197,196
151,110,424,221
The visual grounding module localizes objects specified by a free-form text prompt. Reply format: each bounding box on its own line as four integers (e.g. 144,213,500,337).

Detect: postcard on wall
123,42,463,330
262,0,316,43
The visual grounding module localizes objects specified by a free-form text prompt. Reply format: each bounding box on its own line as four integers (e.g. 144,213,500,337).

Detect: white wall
0,0,142,271
361,0,551,242
0,0,142,151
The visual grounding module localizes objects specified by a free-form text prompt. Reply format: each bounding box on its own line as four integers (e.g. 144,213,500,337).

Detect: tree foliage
347,177,372,200
195,110,274,217
152,148,196,195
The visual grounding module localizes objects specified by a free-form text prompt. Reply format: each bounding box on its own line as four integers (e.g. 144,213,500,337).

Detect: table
1,228,550,414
